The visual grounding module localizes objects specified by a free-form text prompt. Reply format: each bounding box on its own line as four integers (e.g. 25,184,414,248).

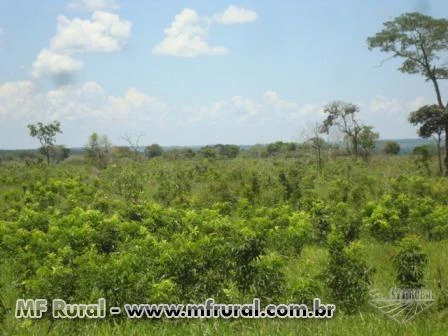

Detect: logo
370,288,435,324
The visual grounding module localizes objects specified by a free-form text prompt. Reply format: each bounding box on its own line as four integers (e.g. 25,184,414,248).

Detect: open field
0,152,447,335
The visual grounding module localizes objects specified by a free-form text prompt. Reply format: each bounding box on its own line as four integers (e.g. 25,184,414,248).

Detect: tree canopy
367,12,448,107
27,121,62,165
368,12,448,174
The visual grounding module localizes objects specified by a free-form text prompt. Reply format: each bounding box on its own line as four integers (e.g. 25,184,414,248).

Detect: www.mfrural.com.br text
15,298,336,319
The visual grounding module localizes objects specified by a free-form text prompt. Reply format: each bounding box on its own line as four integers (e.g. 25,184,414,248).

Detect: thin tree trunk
445,125,448,176
436,134,443,176
428,76,446,175
430,76,444,109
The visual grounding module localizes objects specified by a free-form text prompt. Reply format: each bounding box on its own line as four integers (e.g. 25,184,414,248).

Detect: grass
2,311,447,336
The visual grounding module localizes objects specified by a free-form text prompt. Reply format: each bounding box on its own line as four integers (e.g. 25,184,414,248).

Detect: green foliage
409,105,446,174
162,147,196,160
393,236,428,289
413,144,434,175
364,193,411,241
289,277,322,306
425,206,448,240
383,140,401,155
358,125,379,161
409,105,447,140
320,101,361,157
27,121,62,165
145,143,164,158
368,11,448,173
250,252,286,303
266,142,298,157
0,148,447,332
84,133,112,169
324,235,373,314
367,12,448,81
198,144,240,159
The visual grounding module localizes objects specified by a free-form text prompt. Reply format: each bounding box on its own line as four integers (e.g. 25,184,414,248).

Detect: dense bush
323,235,373,314
393,236,428,289
382,141,401,155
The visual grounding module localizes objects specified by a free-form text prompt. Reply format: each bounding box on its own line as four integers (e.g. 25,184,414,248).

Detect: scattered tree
368,12,448,174
145,144,164,159
409,105,446,175
27,121,62,165
307,136,326,173
85,132,112,169
303,122,328,174
320,101,362,157
48,145,70,163
413,144,433,176
198,144,240,159
358,126,379,161
383,140,401,155
122,132,143,161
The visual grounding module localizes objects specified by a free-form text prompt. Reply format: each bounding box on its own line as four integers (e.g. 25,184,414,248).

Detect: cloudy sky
0,0,447,149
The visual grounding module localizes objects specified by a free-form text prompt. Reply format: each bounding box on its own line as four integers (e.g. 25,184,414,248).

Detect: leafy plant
393,236,428,289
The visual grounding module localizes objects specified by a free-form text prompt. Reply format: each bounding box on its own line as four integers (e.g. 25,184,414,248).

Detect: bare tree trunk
435,134,443,176
430,77,444,109
317,146,322,174
429,75,447,176
45,147,50,165
445,125,448,176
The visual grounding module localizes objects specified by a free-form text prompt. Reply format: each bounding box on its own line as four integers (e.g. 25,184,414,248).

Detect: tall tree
27,121,62,165
409,105,446,175
367,12,448,174
320,101,362,157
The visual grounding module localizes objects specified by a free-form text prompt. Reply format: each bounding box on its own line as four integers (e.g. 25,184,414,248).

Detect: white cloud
45,82,166,122
68,0,119,11
369,95,403,112
409,96,428,110
214,5,258,24
0,81,42,120
153,8,227,57
31,11,131,78
188,91,318,125
50,11,131,54
0,79,427,147
296,104,323,118
31,49,83,78
0,80,167,125
264,90,299,112
0,82,314,128
231,96,260,117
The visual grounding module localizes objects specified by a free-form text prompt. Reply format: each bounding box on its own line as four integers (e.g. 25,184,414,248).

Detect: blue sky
0,0,447,149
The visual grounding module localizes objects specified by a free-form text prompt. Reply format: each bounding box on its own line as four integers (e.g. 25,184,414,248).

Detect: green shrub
393,236,428,289
324,235,373,314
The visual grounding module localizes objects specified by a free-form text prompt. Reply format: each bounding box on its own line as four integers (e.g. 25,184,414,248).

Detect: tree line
20,12,448,175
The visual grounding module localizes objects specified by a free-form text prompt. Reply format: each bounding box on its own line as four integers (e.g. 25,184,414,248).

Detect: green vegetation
0,142,447,335
383,141,401,155
27,121,62,165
